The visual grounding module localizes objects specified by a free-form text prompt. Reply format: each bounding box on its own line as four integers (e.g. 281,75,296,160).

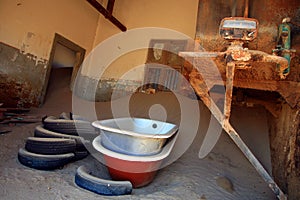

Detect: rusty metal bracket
86,0,127,32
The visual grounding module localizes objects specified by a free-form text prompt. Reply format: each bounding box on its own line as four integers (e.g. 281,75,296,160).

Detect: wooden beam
107,0,115,16
224,62,235,121
234,79,300,107
86,0,127,32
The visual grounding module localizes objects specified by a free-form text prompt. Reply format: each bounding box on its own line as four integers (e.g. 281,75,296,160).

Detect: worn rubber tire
75,165,132,196
43,116,96,136
25,137,77,155
18,148,74,170
34,125,87,151
73,151,89,161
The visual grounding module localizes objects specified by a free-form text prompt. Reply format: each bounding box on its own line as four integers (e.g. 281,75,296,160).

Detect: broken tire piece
25,137,77,155
75,165,132,196
18,148,74,170
43,116,96,136
34,125,87,151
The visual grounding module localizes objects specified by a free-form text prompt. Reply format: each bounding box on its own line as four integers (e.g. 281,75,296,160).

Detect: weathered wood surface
181,47,290,199
180,50,300,108
189,67,287,200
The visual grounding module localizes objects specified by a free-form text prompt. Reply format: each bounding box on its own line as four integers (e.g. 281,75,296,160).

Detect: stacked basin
92,117,178,188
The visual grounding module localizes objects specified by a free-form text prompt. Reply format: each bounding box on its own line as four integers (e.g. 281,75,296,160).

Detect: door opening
40,33,85,105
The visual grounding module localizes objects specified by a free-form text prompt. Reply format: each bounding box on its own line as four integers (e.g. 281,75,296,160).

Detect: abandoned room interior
0,0,300,199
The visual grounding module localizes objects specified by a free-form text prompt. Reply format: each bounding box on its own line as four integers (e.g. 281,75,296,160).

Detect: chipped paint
74,75,142,102
19,32,52,65
0,42,48,107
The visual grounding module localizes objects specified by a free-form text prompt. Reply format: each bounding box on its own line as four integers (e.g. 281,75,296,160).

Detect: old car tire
34,125,87,151
75,165,132,196
73,151,89,161
43,116,96,136
18,148,74,170
25,137,77,155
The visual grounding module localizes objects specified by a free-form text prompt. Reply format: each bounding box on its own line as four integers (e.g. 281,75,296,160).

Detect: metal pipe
272,18,296,78
231,0,237,17
179,51,223,58
244,0,249,18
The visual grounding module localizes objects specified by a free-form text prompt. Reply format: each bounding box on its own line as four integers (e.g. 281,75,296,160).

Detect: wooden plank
189,69,287,199
86,0,126,32
107,0,115,15
234,79,300,107
224,62,235,120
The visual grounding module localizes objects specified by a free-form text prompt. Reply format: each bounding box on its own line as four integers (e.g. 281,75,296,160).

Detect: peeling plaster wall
74,75,142,102
0,0,99,107
0,42,46,107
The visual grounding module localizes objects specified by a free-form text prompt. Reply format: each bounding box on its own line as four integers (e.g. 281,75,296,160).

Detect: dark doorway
40,33,86,105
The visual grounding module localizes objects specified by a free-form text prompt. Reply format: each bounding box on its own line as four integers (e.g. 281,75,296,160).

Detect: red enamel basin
92,134,178,188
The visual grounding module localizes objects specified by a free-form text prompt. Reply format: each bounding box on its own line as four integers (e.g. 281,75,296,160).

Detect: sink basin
92,118,178,156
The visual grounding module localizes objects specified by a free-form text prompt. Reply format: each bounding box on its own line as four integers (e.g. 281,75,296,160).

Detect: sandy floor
0,69,277,200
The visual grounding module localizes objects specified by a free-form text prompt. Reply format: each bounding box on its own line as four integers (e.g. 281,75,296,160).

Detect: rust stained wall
268,104,300,199
0,42,47,107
